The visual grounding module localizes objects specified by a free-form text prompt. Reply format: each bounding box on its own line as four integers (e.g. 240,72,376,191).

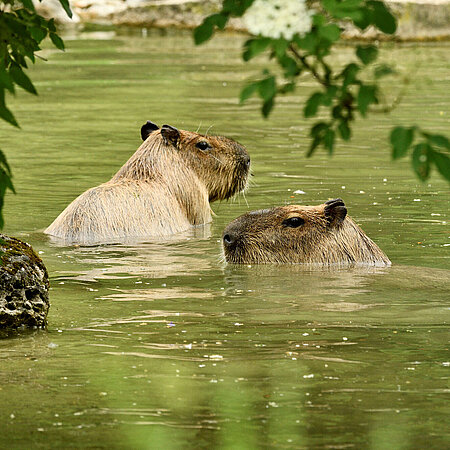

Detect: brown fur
222,199,391,266
45,126,250,244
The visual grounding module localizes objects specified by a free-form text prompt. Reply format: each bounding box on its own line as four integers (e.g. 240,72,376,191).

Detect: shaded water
0,29,449,448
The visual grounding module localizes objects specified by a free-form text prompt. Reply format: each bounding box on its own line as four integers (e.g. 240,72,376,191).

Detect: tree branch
288,44,330,87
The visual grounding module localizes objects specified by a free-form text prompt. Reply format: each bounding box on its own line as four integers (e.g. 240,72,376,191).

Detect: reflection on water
0,29,449,449
52,230,213,282
45,222,212,247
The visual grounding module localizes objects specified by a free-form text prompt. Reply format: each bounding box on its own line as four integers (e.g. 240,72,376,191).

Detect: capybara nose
223,233,235,247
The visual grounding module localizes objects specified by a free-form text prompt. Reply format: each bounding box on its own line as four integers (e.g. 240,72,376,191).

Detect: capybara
222,199,391,266
45,121,250,243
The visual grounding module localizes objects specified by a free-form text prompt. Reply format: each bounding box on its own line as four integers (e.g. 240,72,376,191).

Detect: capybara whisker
241,190,249,209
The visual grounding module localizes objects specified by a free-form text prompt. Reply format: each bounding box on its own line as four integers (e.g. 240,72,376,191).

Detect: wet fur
46,128,249,244
223,200,391,266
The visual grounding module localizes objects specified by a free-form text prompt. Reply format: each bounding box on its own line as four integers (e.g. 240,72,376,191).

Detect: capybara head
222,199,391,266
138,121,251,202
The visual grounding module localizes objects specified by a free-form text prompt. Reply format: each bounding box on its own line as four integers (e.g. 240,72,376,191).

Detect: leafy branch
0,0,72,228
391,127,450,181
194,0,449,183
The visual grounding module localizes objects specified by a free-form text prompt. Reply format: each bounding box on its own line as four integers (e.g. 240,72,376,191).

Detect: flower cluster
243,0,314,40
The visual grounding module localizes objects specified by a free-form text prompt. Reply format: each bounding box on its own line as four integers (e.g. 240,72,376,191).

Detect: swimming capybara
222,199,391,266
45,121,250,243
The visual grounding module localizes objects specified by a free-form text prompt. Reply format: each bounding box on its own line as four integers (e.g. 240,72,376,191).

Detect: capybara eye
283,217,305,228
196,141,211,151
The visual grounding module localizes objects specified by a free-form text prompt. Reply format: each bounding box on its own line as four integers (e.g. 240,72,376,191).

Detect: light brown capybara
222,199,391,266
45,121,250,244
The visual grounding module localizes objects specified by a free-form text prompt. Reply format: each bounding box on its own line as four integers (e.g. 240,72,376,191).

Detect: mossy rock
0,234,49,329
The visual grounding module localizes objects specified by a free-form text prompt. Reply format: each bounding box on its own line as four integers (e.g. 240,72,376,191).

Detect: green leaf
318,24,341,42
426,133,450,150
0,167,15,194
307,122,329,156
369,1,397,34
310,122,329,138
262,97,274,118
308,135,322,157
356,45,378,65
272,39,289,58
294,33,317,53
277,54,299,77
322,0,362,11
240,82,259,103
30,26,47,43
412,143,431,181
222,0,253,16
322,0,364,21
391,126,415,159
324,128,335,154
58,0,73,19
353,7,372,30
0,150,16,229
0,68,15,94
194,22,214,45
278,81,296,94
339,63,360,87
313,14,326,26
374,64,396,79
50,32,65,51
258,75,276,102
211,13,228,29
357,84,377,116
0,106,19,128
21,0,36,12
194,13,229,45
323,86,338,105
243,38,272,61
431,150,450,181
0,89,19,128
304,92,325,118
9,65,37,95
0,150,13,177
47,18,57,33
332,104,342,119
338,121,351,140
12,53,28,69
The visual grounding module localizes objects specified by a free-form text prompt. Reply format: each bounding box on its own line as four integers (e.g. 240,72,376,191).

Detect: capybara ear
324,198,347,227
161,124,180,147
141,120,159,141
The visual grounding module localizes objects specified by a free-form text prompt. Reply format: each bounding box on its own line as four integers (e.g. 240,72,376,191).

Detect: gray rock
0,234,49,329
35,0,450,41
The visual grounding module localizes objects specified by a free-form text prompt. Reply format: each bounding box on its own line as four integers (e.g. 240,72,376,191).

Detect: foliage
0,0,71,228
194,0,449,183
391,127,450,181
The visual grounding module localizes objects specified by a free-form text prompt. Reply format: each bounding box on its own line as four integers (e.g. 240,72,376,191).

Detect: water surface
0,29,448,449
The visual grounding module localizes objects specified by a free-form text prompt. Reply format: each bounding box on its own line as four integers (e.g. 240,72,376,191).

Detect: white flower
243,0,314,40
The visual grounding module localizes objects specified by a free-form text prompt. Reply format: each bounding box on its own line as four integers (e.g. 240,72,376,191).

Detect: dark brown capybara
222,199,391,266
45,121,250,244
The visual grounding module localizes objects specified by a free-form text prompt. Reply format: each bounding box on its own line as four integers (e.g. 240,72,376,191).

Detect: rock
33,0,80,23
34,0,450,41
341,0,450,41
0,234,49,329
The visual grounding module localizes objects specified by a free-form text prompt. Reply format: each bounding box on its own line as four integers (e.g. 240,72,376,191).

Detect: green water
0,29,449,449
